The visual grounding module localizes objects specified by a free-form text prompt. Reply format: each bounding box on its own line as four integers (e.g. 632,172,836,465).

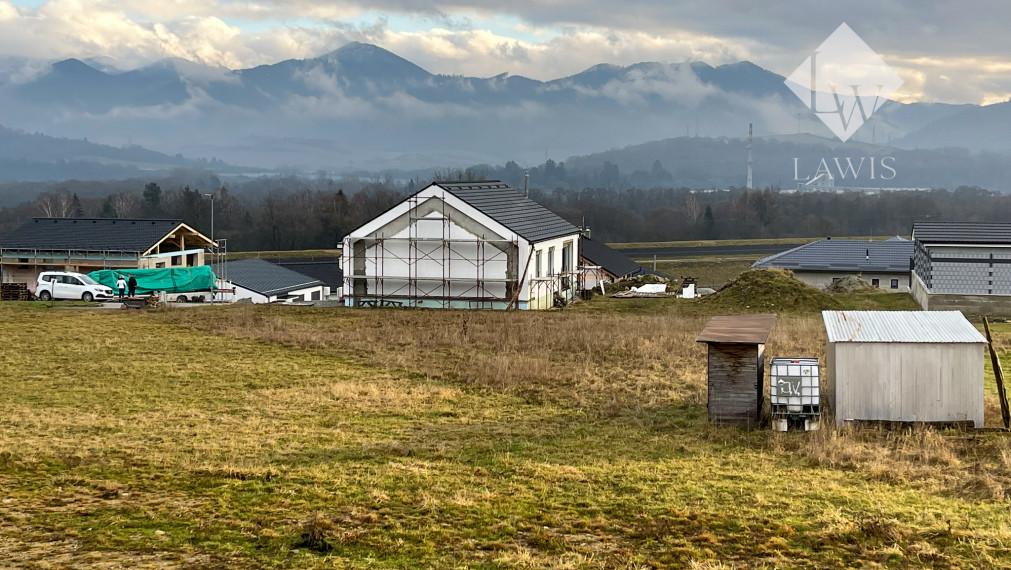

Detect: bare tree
35,189,76,217
110,191,141,218
681,193,704,223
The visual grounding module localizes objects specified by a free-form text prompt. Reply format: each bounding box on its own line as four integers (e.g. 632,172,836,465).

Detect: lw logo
785,23,902,142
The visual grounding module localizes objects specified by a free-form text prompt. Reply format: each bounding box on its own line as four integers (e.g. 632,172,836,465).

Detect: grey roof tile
579,236,642,278
0,218,184,252
439,181,580,243
752,239,912,273
271,258,343,289
912,222,1011,244
225,258,324,296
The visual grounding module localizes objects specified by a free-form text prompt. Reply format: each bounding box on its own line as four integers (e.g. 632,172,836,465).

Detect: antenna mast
747,123,754,190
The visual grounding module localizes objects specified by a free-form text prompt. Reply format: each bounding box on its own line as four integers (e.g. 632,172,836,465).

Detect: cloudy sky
0,0,1008,105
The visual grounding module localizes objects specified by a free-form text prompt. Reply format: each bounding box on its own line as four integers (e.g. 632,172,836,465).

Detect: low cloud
0,0,1007,105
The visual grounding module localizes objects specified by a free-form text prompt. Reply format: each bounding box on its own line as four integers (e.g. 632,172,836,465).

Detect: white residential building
342,181,582,309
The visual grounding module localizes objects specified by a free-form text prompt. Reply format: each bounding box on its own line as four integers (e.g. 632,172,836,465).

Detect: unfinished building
341,181,581,309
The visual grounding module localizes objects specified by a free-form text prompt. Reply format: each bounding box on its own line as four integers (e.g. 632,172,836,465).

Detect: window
547,247,555,276
535,250,542,278
311,291,321,301
890,279,899,289
832,277,840,283
871,279,880,287
561,241,572,273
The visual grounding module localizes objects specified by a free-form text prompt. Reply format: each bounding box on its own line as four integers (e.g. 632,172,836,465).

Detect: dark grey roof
752,239,913,273
0,218,184,252
912,222,1011,244
271,258,343,289
225,258,325,296
438,181,580,243
579,236,642,278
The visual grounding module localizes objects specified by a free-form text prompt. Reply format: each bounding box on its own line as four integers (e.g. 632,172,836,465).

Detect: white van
35,271,116,302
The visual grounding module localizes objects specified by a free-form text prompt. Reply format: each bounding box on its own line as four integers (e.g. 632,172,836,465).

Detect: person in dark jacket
127,274,138,297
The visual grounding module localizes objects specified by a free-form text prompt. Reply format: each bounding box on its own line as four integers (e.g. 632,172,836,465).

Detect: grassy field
641,256,756,289
1,288,1009,568
227,249,340,261
609,236,901,250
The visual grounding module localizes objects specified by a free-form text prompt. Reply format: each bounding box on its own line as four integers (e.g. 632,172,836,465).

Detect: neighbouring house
269,258,343,300
752,237,913,291
911,221,1011,314
579,235,645,292
696,314,777,428
0,218,214,291
223,258,328,304
823,310,986,428
341,181,582,309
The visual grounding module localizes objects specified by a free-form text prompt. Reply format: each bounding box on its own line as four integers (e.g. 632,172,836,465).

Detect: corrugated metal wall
831,342,984,427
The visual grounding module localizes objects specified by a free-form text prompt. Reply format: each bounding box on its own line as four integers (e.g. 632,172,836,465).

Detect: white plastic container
770,357,820,416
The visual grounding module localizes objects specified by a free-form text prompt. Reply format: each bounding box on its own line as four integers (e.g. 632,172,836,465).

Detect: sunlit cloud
0,0,1006,104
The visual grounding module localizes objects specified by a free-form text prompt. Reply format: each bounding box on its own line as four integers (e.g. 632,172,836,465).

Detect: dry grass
155,305,714,410
1,302,1010,568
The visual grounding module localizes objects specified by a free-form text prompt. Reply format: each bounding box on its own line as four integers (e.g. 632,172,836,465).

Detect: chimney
866,248,870,260
524,171,529,198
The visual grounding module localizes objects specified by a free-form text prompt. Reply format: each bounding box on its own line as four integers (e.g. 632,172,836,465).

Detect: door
60,275,86,299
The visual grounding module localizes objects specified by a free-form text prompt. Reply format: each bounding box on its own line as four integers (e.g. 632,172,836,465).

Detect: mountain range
0,42,1007,177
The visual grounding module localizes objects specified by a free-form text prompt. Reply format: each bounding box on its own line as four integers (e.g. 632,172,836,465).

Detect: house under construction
341,181,582,309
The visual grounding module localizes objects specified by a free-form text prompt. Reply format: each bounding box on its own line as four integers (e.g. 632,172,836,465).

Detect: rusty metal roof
823,311,987,343
697,314,776,344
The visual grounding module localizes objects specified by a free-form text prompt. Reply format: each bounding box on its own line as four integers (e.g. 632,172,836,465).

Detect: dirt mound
701,268,842,313
825,275,877,293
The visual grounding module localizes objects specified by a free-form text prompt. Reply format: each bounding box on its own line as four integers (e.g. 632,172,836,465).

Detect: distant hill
0,125,257,182
0,42,997,173
558,134,1011,192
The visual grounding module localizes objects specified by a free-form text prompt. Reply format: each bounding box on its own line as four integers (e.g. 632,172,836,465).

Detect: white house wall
526,234,580,310
342,185,581,310
793,271,910,292
343,188,523,308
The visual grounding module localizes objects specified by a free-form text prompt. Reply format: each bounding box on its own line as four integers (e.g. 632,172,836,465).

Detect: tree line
0,172,1007,249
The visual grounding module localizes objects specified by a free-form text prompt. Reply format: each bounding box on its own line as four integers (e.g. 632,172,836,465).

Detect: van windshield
79,275,99,285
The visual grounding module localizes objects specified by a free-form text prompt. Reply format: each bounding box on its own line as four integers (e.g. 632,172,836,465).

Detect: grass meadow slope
0,284,1009,567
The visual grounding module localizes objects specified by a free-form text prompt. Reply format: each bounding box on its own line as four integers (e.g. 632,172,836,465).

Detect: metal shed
823,310,987,427
697,314,776,428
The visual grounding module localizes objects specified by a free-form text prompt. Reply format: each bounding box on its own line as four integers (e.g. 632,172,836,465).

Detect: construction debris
824,275,877,293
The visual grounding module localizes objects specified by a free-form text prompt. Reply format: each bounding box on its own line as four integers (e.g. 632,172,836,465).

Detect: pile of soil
825,275,877,293
700,268,842,312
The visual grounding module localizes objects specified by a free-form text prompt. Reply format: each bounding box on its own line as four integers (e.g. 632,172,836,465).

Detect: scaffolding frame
344,192,521,308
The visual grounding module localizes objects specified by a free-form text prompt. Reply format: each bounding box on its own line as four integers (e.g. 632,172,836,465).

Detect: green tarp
89,266,217,295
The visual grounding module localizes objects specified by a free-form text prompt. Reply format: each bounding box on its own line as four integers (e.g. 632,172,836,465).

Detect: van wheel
82,292,94,303
38,290,52,301
176,295,188,303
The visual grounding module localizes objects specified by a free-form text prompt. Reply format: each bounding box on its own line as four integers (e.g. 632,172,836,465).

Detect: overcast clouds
0,0,1009,104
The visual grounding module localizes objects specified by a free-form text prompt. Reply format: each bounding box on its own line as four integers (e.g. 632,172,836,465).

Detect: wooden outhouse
697,314,777,428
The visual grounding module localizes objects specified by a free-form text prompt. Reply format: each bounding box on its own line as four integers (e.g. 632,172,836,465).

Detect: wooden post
982,317,1011,430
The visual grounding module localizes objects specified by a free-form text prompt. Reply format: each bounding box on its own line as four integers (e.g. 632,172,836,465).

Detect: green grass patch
610,236,901,250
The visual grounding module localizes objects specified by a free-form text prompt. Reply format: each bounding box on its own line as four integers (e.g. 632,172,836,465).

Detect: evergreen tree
142,182,162,217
